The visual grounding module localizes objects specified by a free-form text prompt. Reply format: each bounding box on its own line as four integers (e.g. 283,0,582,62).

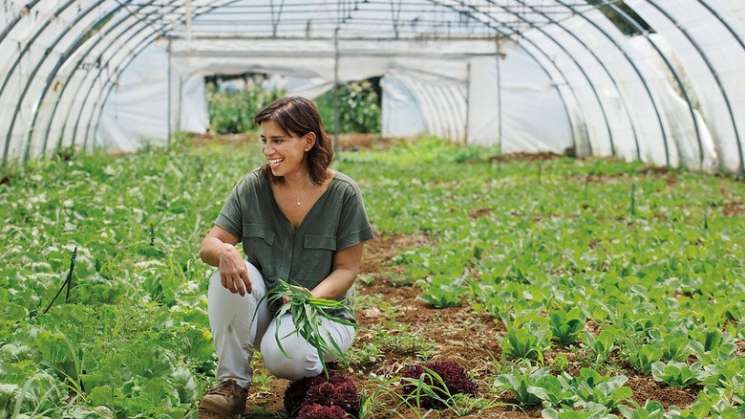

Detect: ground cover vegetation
0,135,744,418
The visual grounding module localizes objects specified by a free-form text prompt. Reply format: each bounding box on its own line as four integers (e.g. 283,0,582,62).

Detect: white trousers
207,261,355,388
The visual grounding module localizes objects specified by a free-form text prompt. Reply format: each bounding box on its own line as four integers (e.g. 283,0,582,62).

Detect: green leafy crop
501,325,550,363
550,308,585,347
651,361,702,388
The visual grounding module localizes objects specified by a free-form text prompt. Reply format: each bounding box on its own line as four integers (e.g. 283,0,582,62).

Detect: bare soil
626,376,698,409
489,152,562,162
338,133,398,151
192,132,257,146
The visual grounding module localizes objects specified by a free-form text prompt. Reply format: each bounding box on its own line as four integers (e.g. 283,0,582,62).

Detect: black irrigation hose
42,246,77,315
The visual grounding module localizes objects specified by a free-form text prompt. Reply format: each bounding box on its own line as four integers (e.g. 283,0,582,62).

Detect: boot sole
198,397,245,417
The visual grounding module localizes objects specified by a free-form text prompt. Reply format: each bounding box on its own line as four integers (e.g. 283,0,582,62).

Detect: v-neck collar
267,172,338,234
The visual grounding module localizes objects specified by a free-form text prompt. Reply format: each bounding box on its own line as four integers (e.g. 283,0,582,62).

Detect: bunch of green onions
256,279,355,377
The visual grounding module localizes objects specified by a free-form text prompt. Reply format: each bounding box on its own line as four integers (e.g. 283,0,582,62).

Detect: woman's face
260,120,314,178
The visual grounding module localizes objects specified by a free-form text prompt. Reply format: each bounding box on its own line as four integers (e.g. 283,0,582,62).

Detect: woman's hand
218,243,252,296
280,285,311,305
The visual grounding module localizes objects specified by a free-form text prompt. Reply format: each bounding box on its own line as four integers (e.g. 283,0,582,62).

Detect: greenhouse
1,1,744,418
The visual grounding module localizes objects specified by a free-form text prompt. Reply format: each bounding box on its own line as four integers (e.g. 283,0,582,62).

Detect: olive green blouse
214,167,374,320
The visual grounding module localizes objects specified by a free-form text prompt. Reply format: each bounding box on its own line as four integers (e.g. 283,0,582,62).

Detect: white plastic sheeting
98,42,207,152
1,0,745,175
100,36,573,154
627,34,719,172
466,47,573,154
627,0,745,173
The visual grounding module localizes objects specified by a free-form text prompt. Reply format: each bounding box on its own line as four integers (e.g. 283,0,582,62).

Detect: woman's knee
260,330,321,380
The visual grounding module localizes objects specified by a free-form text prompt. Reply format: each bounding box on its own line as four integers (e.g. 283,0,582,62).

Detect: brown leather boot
197,379,248,418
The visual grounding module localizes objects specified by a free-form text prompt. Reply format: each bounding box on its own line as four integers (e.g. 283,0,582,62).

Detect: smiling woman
196,96,374,418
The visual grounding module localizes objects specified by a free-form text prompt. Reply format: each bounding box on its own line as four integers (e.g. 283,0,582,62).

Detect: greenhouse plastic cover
1,0,744,175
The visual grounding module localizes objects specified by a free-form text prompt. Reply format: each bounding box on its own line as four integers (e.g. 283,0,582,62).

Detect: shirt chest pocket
300,234,337,286
242,223,275,276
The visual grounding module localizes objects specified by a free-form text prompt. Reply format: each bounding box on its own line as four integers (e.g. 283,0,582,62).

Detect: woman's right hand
218,243,252,296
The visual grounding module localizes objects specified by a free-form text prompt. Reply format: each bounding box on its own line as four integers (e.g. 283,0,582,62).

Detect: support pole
496,37,503,153
167,37,172,144
177,75,183,132
464,61,470,145
333,26,340,153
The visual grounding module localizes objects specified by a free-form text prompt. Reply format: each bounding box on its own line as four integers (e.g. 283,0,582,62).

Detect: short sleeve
214,179,244,239
336,183,374,250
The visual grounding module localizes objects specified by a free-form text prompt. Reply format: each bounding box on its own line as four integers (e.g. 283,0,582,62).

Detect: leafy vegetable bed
0,136,743,418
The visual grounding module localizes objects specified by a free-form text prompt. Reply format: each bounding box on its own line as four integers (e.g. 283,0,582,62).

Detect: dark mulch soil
626,375,698,409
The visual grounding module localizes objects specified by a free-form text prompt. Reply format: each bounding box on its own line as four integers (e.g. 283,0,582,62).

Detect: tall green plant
316,79,381,133
206,80,284,134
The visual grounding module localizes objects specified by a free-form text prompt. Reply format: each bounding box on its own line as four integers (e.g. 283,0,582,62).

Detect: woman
197,96,373,418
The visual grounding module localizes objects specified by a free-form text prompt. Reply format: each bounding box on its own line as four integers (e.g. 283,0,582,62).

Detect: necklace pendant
296,200,301,207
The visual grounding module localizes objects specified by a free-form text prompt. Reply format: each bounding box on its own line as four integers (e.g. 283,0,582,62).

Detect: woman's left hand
280,285,311,305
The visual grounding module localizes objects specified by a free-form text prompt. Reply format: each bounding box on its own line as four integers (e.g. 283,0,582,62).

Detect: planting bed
1,136,744,418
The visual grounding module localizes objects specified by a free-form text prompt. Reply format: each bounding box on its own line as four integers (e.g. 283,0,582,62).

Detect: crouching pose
197,96,373,418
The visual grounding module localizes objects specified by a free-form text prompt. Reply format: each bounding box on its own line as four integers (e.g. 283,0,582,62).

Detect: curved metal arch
0,0,43,45
10,1,132,162
90,33,179,150
4,0,236,163
514,33,586,154
550,0,669,166
59,1,219,152
488,0,641,160
75,29,174,150
91,0,594,157
639,0,743,176
461,1,616,155
602,0,704,168
426,1,586,154
85,0,587,155
0,0,79,101
80,0,249,148
58,0,241,154
38,0,174,154
693,0,745,176
0,0,84,163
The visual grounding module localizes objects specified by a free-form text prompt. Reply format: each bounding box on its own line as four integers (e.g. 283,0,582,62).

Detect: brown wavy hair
254,96,333,185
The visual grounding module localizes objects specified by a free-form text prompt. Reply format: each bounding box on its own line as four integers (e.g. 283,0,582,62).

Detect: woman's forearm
310,268,357,300
199,237,234,267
